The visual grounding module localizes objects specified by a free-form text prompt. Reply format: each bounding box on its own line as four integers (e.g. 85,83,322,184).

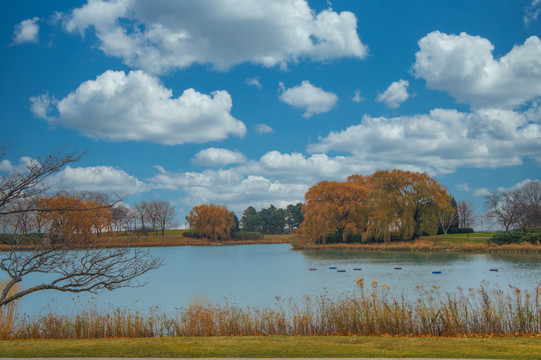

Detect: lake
11,243,541,316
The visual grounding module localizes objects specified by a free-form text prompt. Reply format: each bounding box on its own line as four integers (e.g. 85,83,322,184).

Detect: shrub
231,231,263,240
0,233,45,245
490,230,526,245
520,232,541,245
182,231,197,238
447,228,474,234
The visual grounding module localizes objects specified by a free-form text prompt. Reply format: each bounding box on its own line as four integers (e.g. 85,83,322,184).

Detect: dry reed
2,281,540,339
0,281,19,339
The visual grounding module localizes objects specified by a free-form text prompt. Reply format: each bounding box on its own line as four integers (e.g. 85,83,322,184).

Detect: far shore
2,231,540,254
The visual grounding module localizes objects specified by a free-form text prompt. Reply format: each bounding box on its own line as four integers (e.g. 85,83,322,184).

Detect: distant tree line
0,193,178,239
185,203,303,241
240,203,303,234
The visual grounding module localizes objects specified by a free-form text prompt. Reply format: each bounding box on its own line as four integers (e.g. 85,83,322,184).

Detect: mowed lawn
1,336,541,359
423,232,495,244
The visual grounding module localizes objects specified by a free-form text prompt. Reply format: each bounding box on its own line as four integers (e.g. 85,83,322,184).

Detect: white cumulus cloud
413,31,541,109
51,166,148,195
279,81,338,118
62,0,368,74
192,148,247,167
309,107,541,174
13,17,40,44
376,79,410,109
31,70,246,145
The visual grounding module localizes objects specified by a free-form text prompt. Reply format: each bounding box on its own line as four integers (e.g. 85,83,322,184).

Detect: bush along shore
1,280,541,339
289,229,541,253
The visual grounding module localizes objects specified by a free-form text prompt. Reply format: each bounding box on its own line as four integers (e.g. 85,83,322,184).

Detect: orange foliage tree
302,180,369,243
302,170,452,243
38,195,113,242
186,204,236,241
366,170,451,242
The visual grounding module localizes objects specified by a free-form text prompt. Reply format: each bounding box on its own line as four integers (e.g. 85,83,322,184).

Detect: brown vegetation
1,281,540,339
290,237,541,253
302,170,453,244
186,204,236,241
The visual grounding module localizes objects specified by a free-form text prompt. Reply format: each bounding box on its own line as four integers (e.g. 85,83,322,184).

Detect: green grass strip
1,336,541,359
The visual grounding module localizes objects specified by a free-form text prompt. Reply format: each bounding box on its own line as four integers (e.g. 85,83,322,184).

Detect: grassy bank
0,230,291,251
2,336,541,359
290,233,541,253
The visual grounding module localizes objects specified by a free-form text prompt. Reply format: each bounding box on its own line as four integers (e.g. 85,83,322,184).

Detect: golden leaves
302,170,452,243
186,204,236,241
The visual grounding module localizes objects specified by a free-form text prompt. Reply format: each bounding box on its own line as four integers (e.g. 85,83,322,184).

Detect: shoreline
289,238,541,254
2,234,540,254
0,236,290,251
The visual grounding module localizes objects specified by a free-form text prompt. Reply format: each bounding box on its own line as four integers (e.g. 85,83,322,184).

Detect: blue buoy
432,271,442,274
329,266,337,269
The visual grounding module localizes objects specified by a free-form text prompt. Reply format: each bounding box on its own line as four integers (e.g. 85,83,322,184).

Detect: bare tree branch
0,147,163,307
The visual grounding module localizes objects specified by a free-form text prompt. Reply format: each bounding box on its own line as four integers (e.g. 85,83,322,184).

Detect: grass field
1,336,541,359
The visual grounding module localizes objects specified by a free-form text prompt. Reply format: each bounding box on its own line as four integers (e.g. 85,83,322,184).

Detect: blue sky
1,0,541,227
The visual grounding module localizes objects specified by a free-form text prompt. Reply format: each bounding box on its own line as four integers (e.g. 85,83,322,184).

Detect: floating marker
309,268,317,271
353,268,362,271
432,271,442,274
329,266,337,269
337,269,346,272
490,268,498,272
394,266,402,270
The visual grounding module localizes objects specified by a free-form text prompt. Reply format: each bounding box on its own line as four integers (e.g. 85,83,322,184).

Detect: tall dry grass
0,281,19,339
1,281,540,339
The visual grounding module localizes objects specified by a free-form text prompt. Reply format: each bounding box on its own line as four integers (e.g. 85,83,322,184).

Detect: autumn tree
366,170,452,242
186,204,236,241
303,180,369,243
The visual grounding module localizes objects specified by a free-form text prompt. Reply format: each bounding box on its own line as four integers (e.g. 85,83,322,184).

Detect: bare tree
154,201,178,236
111,203,130,232
0,147,162,307
0,148,81,215
0,213,14,233
438,205,457,235
518,180,541,228
457,200,476,229
134,201,149,233
484,181,541,232
485,191,521,231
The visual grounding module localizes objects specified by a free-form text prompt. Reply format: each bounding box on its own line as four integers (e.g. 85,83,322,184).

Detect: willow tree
186,204,236,241
302,180,369,243
367,170,452,242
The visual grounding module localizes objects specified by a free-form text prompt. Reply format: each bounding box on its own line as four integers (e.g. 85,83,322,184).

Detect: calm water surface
12,244,541,316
